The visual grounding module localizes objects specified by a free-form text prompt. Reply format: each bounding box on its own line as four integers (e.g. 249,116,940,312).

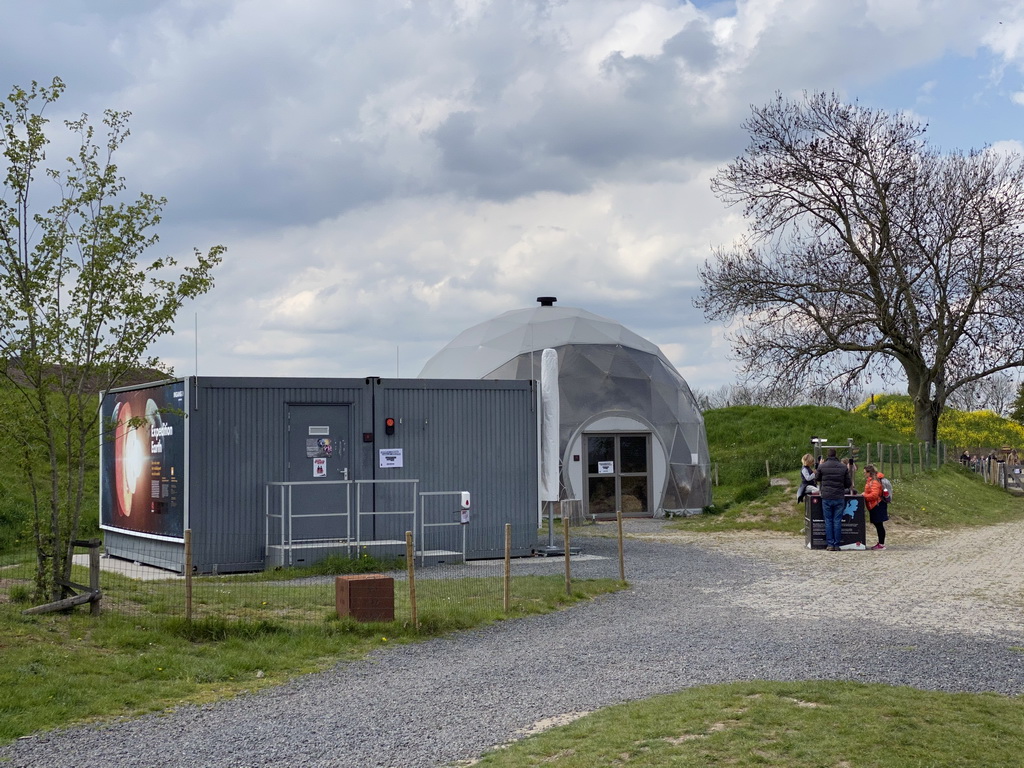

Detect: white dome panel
419,300,710,513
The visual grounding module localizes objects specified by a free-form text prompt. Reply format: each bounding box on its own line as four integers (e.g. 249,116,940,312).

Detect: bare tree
946,372,1016,416
697,92,1024,444
692,380,867,411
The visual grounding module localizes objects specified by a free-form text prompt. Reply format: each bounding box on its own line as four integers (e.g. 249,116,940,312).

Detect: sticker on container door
306,437,333,458
313,457,327,477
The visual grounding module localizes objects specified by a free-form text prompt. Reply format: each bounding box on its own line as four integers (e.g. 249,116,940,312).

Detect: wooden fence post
563,516,572,596
503,523,511,613
184,529,193,623
89,540,100,617
616,506,625,584
405,531,418,630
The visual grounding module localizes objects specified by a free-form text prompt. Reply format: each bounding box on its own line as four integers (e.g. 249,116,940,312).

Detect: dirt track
629,519,1024,641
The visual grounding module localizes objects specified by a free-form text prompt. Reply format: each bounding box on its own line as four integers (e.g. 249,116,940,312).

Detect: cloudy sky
3,0,1023,392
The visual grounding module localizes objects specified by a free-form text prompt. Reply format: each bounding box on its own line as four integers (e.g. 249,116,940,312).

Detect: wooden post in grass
563,516,571,597
616,507,625,584
405,531,418,630
89,539,100,617
184,529,193,623
23,538,103,616
765,459,770,479
503,523,511,613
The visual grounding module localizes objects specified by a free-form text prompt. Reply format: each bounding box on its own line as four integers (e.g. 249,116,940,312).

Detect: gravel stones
2,520,1022,767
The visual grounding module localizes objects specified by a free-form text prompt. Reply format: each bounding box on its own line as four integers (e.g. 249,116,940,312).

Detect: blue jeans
821,498,844,548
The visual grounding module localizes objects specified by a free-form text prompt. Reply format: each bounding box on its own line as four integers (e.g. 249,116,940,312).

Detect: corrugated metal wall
188,377,371,572
375,379,539,558
105,376,539,572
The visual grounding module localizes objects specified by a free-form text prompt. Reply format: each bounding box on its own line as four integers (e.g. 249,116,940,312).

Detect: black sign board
804,495,866,550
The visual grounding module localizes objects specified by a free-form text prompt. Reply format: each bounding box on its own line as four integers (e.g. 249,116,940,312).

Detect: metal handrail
265,480,353,567
418,490,468,566
265,478,421,567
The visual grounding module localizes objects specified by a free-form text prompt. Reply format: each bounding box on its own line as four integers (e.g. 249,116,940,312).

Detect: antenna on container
194,312,200,410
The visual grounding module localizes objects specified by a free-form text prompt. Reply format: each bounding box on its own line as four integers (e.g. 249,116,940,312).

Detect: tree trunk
906,367,943,446
912,395,941,445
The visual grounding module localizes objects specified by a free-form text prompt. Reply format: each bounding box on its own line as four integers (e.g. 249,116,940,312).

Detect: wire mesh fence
1,510,630,629
751,441,988,485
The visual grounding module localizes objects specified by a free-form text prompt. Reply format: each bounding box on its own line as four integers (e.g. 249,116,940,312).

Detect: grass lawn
0,572,623,742
472,681,1024,767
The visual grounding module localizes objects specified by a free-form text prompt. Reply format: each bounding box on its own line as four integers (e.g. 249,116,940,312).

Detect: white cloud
3,0,1020,393
989,138,1024,155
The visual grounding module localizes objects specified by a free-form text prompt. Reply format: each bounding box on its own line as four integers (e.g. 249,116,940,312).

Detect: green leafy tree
0,77,224,602
1010,382,1024,425
697,92,1024,446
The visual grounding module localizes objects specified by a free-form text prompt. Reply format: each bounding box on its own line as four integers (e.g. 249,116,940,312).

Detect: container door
286,405,351,541
585,433,650,518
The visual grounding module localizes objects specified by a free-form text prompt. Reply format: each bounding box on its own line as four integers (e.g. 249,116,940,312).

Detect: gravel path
3,519,1023,768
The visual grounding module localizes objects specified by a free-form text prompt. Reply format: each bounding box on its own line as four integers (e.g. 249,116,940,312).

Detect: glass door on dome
585,434,650,517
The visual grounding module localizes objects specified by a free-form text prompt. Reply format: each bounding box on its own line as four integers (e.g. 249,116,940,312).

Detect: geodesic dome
419,300,711,515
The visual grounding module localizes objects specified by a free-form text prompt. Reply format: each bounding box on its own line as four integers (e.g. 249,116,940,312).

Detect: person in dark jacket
815,448,851,551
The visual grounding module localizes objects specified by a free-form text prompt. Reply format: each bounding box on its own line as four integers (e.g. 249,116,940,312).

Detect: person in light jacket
797,453,818,503
814,448,851,551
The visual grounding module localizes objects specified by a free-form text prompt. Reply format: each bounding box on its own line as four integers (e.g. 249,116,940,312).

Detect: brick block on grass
335,574,394,621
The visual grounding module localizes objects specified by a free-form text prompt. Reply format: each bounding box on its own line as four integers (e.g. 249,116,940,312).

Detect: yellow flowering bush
855,394,1024,450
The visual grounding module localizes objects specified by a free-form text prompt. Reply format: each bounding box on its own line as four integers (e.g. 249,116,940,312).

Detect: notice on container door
379,448,404,468
313,457,327,477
